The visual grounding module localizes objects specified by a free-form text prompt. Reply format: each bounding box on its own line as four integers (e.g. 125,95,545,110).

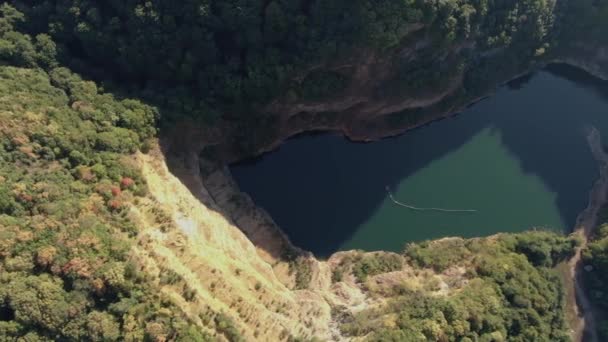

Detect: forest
338,232,579,341
0,0,607,340
7,0,562,125
0,5,210,340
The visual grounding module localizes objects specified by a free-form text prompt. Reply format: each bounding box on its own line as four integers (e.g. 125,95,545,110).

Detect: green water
232,66,608,257
339,127,563,252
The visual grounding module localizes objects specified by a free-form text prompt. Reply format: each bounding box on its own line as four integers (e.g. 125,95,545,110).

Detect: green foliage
504,230,581,267
0,185,16,214
405,238,472,272
582,216,608,340
1,0,565,130
0,2,601,340
0,55,195,340
352,253,403,282
214,313,244,342
176,325,213,342
95,128,139,153
289,256,313,290
343,233,576,341
405,232,578,272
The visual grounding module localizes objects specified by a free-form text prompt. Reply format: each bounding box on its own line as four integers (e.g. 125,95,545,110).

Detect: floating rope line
386,186,478,213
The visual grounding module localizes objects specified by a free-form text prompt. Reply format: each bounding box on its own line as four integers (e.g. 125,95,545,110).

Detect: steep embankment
138,147,474,341
132,149,335,341
139,144,580,340
568,127,608,342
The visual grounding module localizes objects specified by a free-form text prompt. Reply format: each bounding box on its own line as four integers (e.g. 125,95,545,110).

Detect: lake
231,65,608,257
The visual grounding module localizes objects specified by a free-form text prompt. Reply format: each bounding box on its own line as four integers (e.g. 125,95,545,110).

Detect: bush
352,253,402,282
0,186,17,215
404,238,471,272
342,233,575,341
214,313,244,342
289,257,313,290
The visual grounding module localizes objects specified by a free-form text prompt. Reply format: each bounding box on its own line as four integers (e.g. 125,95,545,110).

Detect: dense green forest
6,0,561,126
0,0,607,340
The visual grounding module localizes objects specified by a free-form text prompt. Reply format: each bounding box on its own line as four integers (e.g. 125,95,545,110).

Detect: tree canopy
341,232,577,341
5,0,562,125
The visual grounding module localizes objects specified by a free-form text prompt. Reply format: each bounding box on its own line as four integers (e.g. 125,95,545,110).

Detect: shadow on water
231,65,608,257
232,120,481,257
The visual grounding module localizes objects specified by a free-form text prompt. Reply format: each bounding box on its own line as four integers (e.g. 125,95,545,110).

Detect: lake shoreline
218,61,608,261
228,60,606,170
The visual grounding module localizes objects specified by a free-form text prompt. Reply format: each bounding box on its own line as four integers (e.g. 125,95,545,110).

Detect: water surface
232,66,608,257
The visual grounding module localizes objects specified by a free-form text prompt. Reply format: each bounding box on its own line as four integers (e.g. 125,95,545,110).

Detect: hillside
0,69,581,339
1,1,608,341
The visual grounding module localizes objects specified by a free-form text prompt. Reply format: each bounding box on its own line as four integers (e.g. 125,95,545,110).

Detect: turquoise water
232,66,608,257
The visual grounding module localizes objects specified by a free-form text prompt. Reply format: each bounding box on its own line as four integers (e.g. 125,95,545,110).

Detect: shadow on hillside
230,65,608,257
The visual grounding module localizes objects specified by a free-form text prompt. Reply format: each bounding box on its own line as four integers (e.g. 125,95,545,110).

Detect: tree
7,275,74,332
86,311,121,341
0,186,16,214
34,34,57,68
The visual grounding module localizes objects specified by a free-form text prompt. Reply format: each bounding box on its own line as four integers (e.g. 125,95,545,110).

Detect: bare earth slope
136,145,514,341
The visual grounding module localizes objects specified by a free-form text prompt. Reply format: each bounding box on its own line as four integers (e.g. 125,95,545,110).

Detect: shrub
352,253,402,282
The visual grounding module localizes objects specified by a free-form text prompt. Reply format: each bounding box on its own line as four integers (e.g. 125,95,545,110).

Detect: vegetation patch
0,8,202,339
352,253,403,283
290,257,313,290
341,232,577,341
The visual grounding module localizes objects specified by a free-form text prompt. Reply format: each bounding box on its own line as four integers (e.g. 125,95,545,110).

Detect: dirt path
569,126,608,342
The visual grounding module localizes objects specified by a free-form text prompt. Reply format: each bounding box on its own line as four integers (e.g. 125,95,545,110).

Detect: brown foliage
120,177,134,189
62,257,92,278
